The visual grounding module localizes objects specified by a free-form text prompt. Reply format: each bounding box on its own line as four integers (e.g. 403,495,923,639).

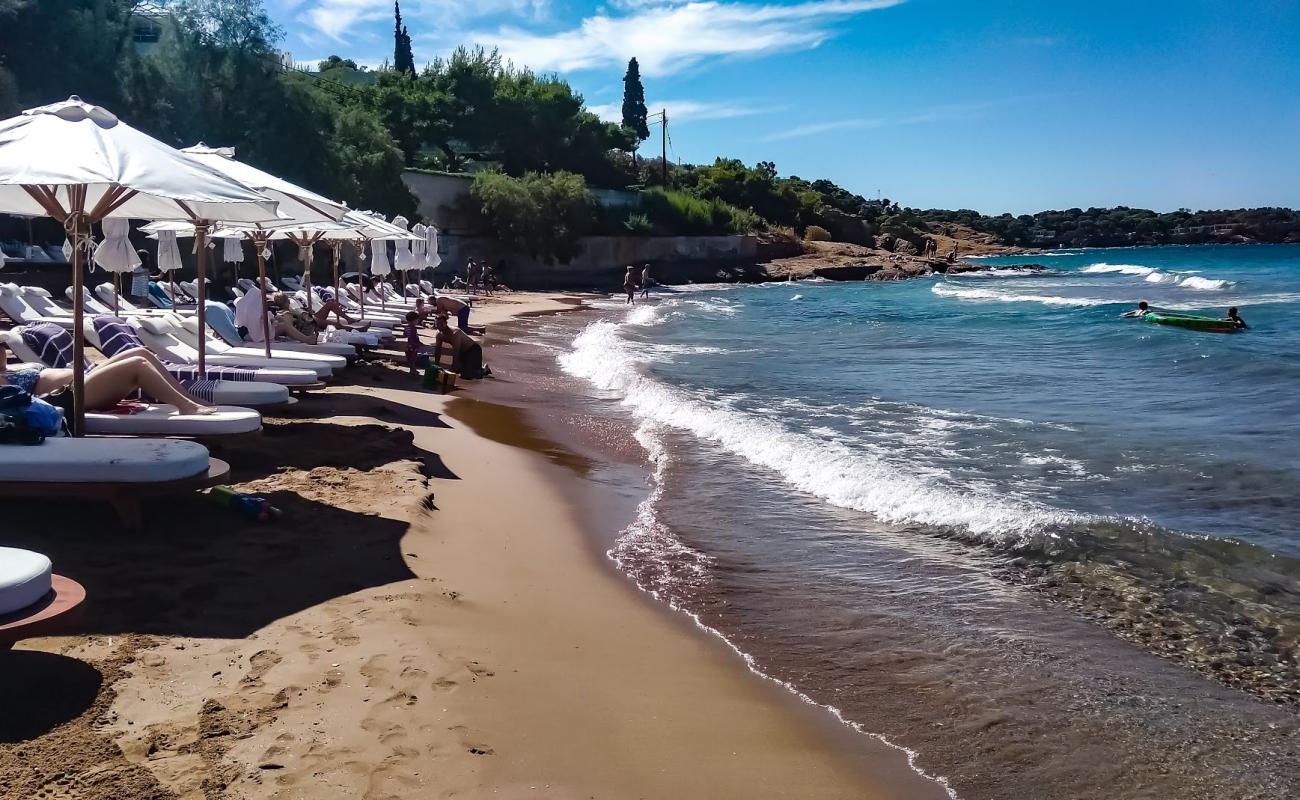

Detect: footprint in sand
242,649,283,686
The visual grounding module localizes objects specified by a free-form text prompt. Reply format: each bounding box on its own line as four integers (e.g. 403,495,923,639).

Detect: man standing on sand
466,259,482,293
433,293,484,334
623,266,637,305
641,263,653,298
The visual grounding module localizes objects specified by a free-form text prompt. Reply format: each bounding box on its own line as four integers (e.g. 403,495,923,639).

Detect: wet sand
0,292,945,799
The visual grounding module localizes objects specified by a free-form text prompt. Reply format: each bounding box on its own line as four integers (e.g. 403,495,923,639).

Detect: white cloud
296,0,551,43
467,0,907,77
586,98,775,123
759,100,1016,142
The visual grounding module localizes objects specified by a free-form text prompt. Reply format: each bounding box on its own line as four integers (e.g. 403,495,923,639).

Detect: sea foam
559,308,1080,543
931,283,1109,307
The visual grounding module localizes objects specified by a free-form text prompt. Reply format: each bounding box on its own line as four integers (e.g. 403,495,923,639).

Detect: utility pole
660,108,668,187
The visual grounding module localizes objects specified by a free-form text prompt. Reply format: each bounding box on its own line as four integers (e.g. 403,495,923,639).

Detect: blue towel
205,301,243,346
147,282,173,309
19,323,91,370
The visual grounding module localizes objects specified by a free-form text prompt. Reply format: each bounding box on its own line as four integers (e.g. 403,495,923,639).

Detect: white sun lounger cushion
0,437,211,483
84,405,261,436
0,547,53,616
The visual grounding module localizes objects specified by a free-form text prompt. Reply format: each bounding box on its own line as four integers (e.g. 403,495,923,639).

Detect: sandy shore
0,292,945,799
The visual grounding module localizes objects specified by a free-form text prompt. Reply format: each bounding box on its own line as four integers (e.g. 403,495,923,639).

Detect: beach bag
25,395,65,436
0,385,46,445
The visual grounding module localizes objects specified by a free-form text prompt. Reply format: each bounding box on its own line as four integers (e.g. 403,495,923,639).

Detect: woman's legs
274,319,317,344
105,347,194,398
84,356,211,415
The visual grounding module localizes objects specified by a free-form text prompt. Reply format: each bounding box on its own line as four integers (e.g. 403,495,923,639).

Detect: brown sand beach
0,292,949,800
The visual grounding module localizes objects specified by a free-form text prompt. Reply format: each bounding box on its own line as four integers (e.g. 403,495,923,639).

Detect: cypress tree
621,57,650,143
393,1,414,74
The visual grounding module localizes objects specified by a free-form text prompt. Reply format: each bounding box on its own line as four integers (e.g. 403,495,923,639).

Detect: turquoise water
565,244,1300,556
540,245,1300,798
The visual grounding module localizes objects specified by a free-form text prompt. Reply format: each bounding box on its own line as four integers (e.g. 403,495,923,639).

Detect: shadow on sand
0,651,102,742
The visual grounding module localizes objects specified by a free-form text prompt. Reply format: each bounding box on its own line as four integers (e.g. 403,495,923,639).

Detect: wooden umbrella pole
300,235,313,314
194,222,210,375
67,207,88,438
331,242,342,323
169,270,178,307
113,272,121,316
254,234,273,359
358,238,367,320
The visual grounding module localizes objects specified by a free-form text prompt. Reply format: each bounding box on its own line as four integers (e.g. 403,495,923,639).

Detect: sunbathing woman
0,344,214,415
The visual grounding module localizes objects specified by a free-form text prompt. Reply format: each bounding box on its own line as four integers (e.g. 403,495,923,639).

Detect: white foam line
610,421,959,800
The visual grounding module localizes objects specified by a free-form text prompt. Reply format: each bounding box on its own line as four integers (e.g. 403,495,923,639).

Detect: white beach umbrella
391,215,417,301
92,217,141,314
424,224,441,269
222,236,244,265
0,97,280,433
177,144,354,352
409,223,428,299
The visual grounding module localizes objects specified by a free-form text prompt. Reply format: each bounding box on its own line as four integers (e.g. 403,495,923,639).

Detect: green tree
393,1,414,75
620,57,649,144
471,171,595,263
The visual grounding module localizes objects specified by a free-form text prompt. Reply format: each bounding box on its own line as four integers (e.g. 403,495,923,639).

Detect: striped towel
20,323,91,370
91,316,257,383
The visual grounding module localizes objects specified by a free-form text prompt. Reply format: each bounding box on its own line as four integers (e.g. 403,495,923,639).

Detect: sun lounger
0,437,230,529
419,280,434,295
174,315,346,373
87,283,178,317
0,284,73,328
1,328,267,436
82,318,291,407
0,548,85,649
130,316,327,385
199,301,356,360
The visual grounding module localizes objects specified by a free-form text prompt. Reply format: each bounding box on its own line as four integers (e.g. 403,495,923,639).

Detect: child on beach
404,311,426,376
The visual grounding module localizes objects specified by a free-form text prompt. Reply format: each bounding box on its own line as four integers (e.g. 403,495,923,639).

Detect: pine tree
621,57,650,144
393,1,415,75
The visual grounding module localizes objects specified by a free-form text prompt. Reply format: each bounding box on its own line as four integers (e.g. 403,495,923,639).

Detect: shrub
471,170,595,263
804,224,832,242
640,188,761,235
623,213,653,235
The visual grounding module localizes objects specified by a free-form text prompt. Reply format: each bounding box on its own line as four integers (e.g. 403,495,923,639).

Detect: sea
512,244,1300,799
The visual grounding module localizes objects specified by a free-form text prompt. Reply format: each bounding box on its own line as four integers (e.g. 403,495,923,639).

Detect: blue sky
268,0,1300,214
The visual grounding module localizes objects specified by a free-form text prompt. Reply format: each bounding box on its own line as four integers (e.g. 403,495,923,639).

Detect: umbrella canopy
0,98,280,224
0,96,281,435
180,144,349,225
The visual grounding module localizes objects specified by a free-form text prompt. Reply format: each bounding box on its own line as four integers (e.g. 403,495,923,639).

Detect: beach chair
419,280,434,295
130,315,328,384
1,327,263,437
0,284,74,328
88,283,178,317
203,301,357,358
0,548,85,649
84,317,291,407
315,285,401,328
0,436,229,530
173,314,348,373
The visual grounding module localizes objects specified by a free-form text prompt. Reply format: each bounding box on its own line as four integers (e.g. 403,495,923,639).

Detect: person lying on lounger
0,343,214,415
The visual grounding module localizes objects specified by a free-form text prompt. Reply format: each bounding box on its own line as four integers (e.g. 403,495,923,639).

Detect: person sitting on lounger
1,343,213,415
234,289,320,345
433,314,489,379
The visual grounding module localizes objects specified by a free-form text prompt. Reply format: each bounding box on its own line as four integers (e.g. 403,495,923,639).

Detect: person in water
1122,301,1150,318
1226,306,1248,329
623,266,637,305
